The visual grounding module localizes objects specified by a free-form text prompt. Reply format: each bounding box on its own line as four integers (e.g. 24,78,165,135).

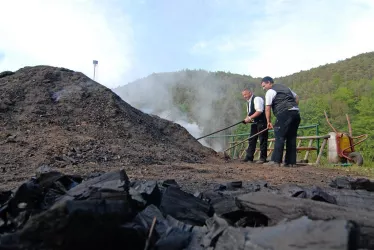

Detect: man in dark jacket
241,88,269,164
261,76,301,167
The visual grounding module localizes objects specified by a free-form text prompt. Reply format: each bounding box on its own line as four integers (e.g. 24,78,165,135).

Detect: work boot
241,154,253,163
263,161,280,167
256,159,267,164
282,163,297,168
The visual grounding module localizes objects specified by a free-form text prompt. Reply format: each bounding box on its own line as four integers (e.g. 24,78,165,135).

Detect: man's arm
249,97,264,119
264,90,276,129
249,111,262,119
265,105,273,129
290,89,299,105
244,111,263,123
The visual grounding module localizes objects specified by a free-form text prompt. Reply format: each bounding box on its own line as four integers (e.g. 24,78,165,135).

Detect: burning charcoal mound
1,169,374,250
0,66,217,177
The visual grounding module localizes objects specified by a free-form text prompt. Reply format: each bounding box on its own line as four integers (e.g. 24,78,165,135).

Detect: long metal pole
196,120,245,140
224,128,269,152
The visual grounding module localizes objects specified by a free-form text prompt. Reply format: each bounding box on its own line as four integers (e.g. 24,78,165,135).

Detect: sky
0,0,374,89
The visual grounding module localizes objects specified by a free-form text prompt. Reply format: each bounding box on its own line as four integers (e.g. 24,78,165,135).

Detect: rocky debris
0,66,218,182
129,180,162,207
0,169,373,250
203,214,358,250
236,191,374,249
275,184,338,204
276,183,374,212
330,176,374,191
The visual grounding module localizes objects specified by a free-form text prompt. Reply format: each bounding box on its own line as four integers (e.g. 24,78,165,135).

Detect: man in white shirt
261,76,301,167
241,88,269,164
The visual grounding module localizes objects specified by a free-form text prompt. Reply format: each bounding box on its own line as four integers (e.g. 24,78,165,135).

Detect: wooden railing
228,135,330,165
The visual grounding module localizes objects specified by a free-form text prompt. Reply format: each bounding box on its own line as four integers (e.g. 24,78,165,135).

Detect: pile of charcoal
0,167,374,250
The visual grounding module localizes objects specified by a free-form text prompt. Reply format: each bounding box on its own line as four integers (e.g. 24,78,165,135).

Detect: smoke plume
113,70,256,152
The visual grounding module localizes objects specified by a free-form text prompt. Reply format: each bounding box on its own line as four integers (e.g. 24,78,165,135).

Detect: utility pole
93,60,98,80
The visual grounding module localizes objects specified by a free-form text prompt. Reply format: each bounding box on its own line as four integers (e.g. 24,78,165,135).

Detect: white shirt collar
248,95,254,103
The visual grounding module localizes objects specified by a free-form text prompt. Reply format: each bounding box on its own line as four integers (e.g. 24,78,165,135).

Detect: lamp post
93,60,98,80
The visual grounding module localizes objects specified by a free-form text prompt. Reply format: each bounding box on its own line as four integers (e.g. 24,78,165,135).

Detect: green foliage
299,96,329,126
332,87,355,108
351,96,374,161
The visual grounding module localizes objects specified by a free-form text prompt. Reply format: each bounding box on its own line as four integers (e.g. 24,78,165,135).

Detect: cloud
190,0,374,78
0,0,134,88
190,41,208,54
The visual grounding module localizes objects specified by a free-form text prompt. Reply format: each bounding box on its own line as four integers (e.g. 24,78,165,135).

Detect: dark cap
261,76,274,83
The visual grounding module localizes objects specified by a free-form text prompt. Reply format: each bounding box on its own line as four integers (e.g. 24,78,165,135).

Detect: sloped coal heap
0,66,217,172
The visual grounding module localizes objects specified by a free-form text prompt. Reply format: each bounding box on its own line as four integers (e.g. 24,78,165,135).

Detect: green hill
114,52,374,162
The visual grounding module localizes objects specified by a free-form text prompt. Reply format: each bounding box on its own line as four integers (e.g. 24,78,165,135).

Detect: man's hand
244,116,254,124
267,122,273,129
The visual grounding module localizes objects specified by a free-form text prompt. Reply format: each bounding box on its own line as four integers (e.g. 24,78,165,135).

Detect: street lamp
93,60,98,80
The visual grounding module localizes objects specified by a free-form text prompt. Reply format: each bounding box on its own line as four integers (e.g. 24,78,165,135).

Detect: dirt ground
1,158,367,192
115,160,370,192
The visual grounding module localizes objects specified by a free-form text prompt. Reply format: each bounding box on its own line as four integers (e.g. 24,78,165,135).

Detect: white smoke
138,105,223,152
114,70,248,152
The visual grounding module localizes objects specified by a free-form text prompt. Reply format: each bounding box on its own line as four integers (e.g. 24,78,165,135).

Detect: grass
301,152,374,178
316,162,374,178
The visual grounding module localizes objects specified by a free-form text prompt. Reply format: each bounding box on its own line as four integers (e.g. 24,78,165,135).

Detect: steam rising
142,108,224,152
114,70,252,152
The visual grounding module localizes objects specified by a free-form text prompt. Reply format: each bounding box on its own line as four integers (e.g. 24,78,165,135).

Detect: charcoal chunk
160,187,213,226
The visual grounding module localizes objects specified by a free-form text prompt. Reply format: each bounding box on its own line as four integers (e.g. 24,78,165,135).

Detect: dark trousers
246,121,269,161
271,110,301,164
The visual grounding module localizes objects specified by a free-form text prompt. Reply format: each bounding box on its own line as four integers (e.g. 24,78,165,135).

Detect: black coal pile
1,169,374,250
0,66,218,176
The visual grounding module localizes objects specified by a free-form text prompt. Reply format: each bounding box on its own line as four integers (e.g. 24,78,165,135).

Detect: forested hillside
114,52,374,161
